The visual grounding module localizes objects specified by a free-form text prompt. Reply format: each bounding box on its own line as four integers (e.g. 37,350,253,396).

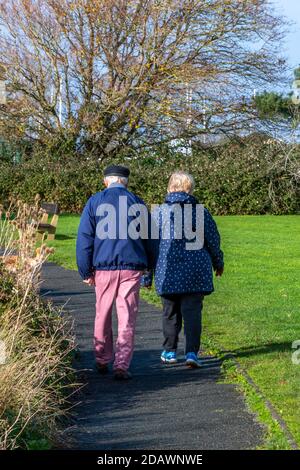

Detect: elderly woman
143,171,224,368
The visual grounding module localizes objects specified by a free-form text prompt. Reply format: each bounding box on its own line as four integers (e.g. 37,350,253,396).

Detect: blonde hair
167,171,195,194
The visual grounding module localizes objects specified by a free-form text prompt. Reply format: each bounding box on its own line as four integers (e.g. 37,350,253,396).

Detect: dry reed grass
0,196,76,449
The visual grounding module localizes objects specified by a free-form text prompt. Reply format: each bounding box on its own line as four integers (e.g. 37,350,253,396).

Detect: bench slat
41,203,59,215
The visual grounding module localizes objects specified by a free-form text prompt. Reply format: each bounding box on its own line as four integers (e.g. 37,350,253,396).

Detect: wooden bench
37,203,59,240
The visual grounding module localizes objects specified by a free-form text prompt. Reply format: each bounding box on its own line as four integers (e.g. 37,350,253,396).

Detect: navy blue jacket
76,184,154,279
152,192,224,296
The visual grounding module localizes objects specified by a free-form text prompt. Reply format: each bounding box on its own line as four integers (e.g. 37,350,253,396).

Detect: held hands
83,276,95,286
141,270,153,289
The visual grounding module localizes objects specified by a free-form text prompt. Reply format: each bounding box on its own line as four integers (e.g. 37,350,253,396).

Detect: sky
274,0,300,69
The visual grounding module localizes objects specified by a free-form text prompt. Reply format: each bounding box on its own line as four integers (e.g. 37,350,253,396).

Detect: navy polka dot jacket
143,191,224,296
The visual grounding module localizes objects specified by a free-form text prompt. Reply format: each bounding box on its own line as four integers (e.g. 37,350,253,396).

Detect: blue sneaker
161,350,177,364
186,352,202,368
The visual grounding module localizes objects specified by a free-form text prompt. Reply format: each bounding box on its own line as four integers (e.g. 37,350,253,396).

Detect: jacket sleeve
144,209,160,270
136,198,159,271
140,270,153,288
204,208,224,270
76,197,96,279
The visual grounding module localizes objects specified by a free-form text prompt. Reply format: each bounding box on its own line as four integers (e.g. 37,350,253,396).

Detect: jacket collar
106,183,127,189
165,191,197,205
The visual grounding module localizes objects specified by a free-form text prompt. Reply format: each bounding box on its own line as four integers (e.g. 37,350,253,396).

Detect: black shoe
114,369,132,380
96,363,109,375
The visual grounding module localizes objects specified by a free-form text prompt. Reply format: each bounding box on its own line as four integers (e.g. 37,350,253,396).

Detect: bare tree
0,0,288,158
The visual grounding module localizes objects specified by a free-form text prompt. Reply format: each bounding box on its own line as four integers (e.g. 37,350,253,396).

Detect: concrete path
41,262,263,450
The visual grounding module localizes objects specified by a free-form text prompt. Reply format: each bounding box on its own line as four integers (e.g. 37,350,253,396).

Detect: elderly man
76,165,154,380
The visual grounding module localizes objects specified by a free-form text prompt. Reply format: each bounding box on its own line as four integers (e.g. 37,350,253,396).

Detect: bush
0,138,299,214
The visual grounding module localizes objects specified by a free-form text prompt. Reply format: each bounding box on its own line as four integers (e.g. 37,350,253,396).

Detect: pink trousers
94,270,142,371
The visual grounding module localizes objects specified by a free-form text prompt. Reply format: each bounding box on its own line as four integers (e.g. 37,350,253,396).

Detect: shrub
0,139,299,214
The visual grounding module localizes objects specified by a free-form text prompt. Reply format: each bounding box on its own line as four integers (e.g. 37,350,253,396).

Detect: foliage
0,0,287,158
294,67,300,80
0,138,33,164
0,138,299,215
253,92,293,120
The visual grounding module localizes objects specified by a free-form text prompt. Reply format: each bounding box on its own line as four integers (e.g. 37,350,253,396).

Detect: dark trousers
161,293,204,354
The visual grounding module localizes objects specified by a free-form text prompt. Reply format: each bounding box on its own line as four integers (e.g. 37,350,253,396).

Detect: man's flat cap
104,165,130,178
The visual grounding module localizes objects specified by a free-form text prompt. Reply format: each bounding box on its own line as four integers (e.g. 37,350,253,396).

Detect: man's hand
215,266,224,277
83,276,95,286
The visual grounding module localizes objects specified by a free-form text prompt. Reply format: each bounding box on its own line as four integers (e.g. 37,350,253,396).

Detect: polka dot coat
153,192,224,296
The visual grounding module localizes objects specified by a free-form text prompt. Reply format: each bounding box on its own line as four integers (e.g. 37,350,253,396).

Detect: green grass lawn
48,214,300,449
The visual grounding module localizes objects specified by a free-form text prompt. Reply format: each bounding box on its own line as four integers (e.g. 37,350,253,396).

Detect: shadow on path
223,342,293,359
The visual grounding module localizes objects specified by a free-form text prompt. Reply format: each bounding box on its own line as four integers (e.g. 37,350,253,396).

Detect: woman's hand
215,266,224,277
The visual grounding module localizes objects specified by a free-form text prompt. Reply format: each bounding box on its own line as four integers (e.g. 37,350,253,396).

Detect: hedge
0,139,299,215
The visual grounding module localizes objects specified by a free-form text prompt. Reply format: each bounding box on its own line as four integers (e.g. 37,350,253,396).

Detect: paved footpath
41,262,263,450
